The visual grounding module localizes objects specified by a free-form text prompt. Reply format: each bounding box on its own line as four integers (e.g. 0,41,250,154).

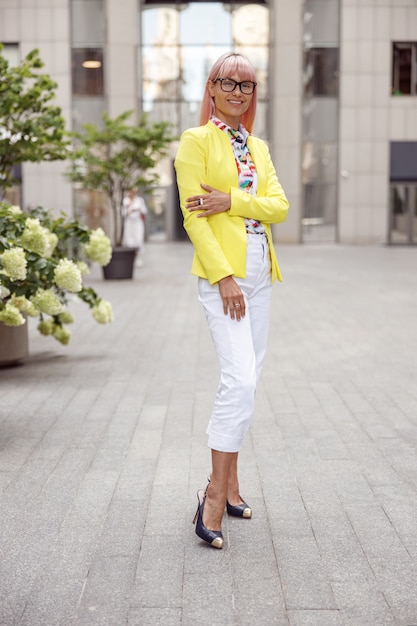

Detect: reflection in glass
303,98,338,142
71,0,105,45
302,142,337,185
304,0,339,46
146,186,169,241
181,46,230,105
233,5,268,46
302,0,340,242
73,188,109,234
304,47,339,97
389,185,417,244
140,3,270,136
72,48,104,96
142,7,178,47
143,101,178,129
180,3,231,45
142,44,180,109
392,43,416,95
72,97,106,132
1,44,19,66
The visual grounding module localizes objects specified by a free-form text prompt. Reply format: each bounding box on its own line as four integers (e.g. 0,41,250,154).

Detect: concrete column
105,0,138,119
269,0,303,244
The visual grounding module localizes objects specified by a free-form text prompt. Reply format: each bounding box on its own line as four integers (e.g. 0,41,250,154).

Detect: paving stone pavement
1,241,417,626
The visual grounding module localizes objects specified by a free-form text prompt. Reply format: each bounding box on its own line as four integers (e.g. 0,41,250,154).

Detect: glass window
303,99,338,143
304,47,339,97
142,7,178,47
233,5,268,46
180,3,231,46
304,0,339,46
140,3,270,137
142,44,181,108
181,45,230,104
71,0,105,45
389,185,417,244
72,48,104,96
72,97,106,131
302,0,339,243
1,43,19,66
392,42,417,96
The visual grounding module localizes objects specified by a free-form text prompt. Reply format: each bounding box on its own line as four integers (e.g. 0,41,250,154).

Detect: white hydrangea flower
84,228,112,266
0,302,25,326
0,247,27,281
52,325,71,345
92,299,114,324
8,205,22,215
76,260,90,276
10,295,39,317
54,258,82,293
31,288,63,315
37,319,54,336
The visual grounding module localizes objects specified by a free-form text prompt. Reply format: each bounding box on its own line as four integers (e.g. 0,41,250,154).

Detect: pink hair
199,52,258,133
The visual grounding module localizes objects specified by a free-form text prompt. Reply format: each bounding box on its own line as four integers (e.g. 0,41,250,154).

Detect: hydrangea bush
0,202,113,345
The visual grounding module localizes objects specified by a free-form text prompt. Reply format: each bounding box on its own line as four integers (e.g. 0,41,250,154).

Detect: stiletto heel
226,499,252,518
193,490,224,549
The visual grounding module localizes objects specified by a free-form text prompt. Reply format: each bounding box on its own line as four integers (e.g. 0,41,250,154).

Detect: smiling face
208,74,253,130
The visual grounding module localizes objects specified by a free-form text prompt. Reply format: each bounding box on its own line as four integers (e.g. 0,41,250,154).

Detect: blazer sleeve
174,129,235,283
228,140,289,224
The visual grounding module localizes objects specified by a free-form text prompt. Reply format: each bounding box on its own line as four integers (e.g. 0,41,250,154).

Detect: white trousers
198,233,272,453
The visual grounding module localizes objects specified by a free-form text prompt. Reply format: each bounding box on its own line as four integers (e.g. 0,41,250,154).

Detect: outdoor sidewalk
1,241,417,626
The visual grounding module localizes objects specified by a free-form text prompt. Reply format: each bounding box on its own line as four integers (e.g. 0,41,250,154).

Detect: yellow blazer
174,121,289,285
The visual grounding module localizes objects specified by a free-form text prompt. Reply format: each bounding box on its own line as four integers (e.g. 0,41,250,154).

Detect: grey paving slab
0,242,417,625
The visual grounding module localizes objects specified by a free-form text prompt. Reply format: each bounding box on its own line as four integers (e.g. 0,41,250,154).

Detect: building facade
1,0,416,244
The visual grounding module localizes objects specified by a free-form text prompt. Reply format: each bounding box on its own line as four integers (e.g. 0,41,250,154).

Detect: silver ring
199,198,203,206
235,303,241,308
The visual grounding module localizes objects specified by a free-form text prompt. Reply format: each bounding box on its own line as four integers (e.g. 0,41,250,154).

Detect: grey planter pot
0,321,29,366
102,247,136,280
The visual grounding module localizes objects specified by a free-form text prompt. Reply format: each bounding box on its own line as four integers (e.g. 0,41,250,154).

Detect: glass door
389,183,417,245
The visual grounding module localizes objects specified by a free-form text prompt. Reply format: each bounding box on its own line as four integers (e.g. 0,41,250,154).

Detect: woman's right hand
218,276,245,321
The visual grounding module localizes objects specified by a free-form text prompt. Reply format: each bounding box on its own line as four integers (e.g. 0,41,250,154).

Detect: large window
304,47,339,97
140,2,270,137
302,0,340,243
71,48,104,96
71,0,106,131
392,42,417,96
389,142,417,244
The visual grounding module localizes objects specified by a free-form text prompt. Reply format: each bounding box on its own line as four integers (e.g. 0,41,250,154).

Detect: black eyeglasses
214,78,257,95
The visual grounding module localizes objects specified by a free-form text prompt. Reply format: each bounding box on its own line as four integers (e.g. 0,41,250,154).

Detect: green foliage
0,202,113,344
66,111,174,246
0,46,69,194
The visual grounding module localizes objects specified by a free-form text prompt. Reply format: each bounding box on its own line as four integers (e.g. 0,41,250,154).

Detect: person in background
122,189,147,267
175,52,289,549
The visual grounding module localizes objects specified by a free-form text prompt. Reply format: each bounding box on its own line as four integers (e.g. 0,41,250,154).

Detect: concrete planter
0,321,29,366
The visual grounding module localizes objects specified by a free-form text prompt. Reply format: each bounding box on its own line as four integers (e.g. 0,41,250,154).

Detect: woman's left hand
186,184,230,217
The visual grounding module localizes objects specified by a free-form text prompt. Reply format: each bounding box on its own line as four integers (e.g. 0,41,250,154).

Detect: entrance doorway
389,183,417,245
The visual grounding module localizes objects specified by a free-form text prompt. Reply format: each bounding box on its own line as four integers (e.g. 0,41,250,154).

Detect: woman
175,52,289,549
122,189,147,266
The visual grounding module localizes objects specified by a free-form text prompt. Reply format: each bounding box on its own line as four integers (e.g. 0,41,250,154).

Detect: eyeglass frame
213,78,257,95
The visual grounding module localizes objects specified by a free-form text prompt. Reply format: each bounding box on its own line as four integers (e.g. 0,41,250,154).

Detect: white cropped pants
198,233,272,453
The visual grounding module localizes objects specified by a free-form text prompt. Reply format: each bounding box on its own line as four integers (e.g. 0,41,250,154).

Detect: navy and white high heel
206,477,252,519
226,499,252,518
193,489,224,549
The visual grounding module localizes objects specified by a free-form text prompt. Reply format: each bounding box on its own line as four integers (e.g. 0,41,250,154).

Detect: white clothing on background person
122,193,147,250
